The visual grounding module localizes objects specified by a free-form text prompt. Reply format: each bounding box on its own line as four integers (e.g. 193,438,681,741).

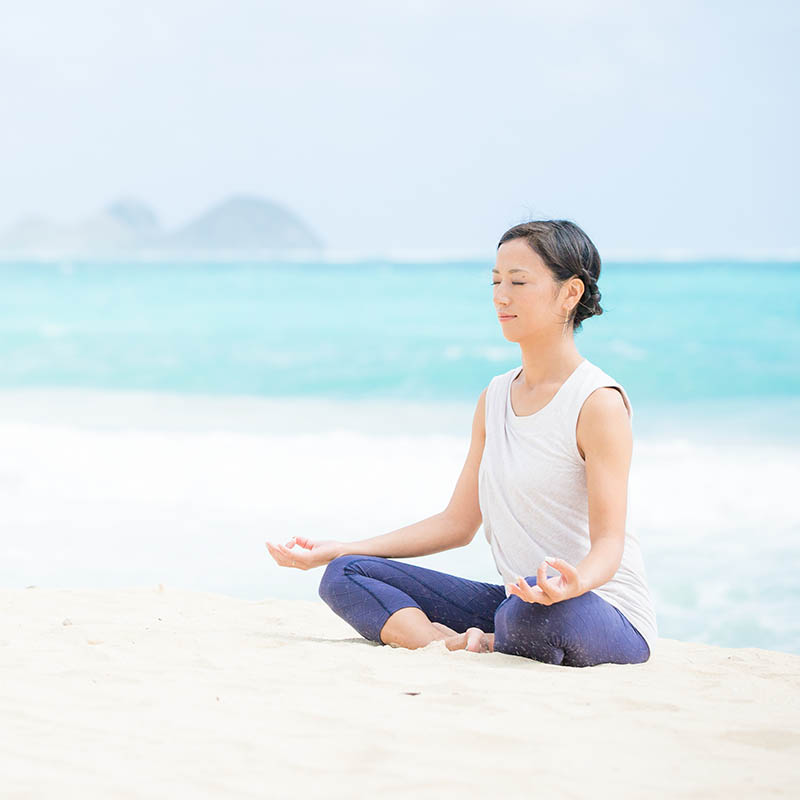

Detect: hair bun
580,272,598,298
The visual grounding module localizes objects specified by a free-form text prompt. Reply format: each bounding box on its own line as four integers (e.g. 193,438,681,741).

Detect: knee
318,554,361,604
495,595,559,636
494,596,571,660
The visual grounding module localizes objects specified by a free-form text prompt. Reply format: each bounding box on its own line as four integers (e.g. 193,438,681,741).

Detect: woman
266,220,658,667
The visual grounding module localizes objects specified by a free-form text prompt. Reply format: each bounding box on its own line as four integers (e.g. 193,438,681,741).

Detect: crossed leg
318,556,649,666
318,555,505,650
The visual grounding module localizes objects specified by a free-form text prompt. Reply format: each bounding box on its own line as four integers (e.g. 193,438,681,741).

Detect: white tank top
477,357,658,651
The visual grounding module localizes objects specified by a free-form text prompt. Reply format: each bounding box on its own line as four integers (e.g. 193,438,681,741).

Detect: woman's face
492,239,567,341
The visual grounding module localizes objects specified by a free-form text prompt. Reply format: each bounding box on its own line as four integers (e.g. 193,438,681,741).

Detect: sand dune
2,585,798,799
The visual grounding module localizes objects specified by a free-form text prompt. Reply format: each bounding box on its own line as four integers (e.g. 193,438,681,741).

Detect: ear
561,275,584,307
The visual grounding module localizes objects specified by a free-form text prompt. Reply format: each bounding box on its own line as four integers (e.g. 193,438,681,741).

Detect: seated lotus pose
267,219,658,667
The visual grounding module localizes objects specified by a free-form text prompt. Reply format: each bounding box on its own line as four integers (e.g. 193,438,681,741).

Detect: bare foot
444,626,494,653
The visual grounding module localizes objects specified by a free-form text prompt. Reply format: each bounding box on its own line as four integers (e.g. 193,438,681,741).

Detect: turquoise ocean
1,258,798,654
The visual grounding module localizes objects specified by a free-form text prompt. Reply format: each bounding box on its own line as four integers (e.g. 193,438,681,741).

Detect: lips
498,314,516,319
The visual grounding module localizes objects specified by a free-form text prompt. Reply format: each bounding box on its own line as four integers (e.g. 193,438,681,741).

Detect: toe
465,627,487,652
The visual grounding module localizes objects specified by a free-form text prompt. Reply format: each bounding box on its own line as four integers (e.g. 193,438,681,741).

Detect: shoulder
578,362,633,419
576,387,632,461
582,386,630,418
476,366,516,430
494,364,521,382
483,365,520,398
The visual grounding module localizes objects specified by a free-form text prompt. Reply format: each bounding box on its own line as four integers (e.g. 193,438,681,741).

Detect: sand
2,585,799,799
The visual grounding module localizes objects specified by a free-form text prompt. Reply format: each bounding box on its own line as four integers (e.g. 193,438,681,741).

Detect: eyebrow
491,267,530,274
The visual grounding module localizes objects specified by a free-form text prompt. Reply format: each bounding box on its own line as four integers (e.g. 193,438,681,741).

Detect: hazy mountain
0,215,61,251
0,197,161,256
107,198,161,238
164,195,323,252
0,195,323,256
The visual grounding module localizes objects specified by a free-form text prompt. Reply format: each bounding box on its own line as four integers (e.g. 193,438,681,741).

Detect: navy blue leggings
318,555,650,667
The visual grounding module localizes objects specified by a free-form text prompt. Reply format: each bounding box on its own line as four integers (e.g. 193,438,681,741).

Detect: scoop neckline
507,359,588,420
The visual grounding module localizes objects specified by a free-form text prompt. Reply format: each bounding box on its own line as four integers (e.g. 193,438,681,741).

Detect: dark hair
497,220,603,332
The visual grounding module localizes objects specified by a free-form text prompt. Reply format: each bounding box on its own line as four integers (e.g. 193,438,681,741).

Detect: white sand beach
2,585,798,799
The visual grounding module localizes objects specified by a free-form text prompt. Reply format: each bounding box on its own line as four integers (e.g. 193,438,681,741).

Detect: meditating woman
266,220,657,667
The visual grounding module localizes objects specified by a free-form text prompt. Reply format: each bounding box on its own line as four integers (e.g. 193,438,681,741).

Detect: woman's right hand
265,536,346,570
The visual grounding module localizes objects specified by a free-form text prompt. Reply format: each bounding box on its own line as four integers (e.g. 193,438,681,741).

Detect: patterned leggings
318,555,650,667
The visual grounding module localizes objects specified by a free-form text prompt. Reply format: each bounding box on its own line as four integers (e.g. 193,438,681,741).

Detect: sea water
0,258,798,654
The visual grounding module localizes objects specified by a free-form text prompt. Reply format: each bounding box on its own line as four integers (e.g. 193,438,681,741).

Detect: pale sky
1,0,797,256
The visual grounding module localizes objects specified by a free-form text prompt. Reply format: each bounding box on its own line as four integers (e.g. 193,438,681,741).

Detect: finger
515,575,535,601
537,562,558,600
508,578,539,603
280,543,306,567
518,576,548,604
544,558,578,596
269,542,297,568
510,578,544,604
295,536,314,550
545,556,577,580
285,536,297,548
527,585,549,604
276,544,295,561
266,542,287,566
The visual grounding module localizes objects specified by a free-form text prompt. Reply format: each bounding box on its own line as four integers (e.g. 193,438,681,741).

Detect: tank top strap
569,361,633,421
484,366,519,439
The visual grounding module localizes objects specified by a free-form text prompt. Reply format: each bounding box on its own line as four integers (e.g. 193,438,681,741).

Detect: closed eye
491,282,526,285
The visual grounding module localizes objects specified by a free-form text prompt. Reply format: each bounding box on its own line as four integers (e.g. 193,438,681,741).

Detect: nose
493,281,512,310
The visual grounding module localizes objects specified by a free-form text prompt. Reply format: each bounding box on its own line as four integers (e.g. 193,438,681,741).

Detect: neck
516,336,583,388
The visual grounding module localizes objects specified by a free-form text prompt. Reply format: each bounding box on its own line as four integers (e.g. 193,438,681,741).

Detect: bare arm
338,510,468,559
574,387,632,592
339,387,487,559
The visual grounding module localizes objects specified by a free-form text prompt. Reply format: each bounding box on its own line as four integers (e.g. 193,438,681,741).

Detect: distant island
0,195,324,257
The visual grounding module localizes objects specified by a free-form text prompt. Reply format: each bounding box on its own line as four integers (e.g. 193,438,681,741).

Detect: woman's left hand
507,557,584,605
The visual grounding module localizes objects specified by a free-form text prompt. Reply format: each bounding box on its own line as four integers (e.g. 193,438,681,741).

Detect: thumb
295,536,315,550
